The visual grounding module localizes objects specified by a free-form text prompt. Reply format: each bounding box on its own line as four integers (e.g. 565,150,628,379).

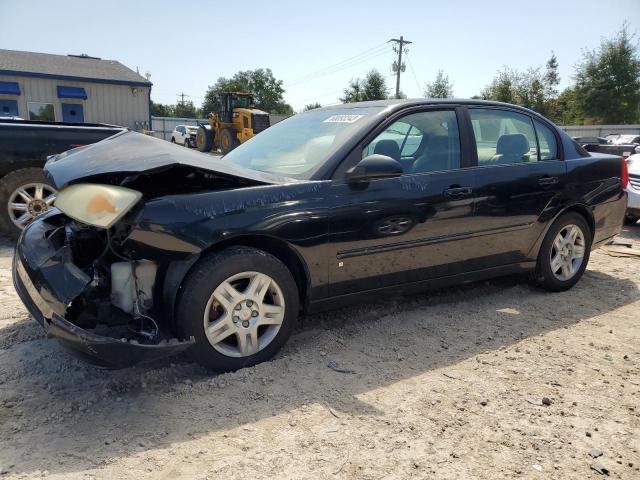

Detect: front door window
363,110,461,174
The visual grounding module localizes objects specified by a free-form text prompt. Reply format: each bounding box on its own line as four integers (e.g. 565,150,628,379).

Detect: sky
1,0,638,112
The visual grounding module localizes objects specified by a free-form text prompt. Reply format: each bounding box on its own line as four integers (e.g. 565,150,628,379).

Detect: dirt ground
0,225,638,480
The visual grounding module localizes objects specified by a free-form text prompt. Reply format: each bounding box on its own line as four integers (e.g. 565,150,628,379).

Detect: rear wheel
530,212,591,291
177,247,299,372
0,168,57,239
219,128,239,154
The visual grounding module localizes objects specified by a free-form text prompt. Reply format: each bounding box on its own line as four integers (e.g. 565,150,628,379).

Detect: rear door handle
538,176,559,186
443,186,473,198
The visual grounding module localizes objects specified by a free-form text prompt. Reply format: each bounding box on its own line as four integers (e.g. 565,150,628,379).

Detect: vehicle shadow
1,260,638,476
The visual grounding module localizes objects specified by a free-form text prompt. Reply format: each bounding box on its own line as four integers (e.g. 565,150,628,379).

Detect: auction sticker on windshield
323,114,364,123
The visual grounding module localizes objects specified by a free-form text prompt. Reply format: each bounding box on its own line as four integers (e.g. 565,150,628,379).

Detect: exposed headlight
54,184,142,228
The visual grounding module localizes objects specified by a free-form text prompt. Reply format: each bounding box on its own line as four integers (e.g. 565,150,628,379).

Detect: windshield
232,95,253,109
222,106,384,179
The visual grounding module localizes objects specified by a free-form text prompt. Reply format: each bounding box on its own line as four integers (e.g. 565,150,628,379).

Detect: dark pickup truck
0,118,124,238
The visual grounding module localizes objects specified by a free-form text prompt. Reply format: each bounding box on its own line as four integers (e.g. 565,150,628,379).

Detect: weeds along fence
150,114,290,141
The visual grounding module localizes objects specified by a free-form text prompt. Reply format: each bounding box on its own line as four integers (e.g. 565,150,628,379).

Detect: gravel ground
0,225,638,479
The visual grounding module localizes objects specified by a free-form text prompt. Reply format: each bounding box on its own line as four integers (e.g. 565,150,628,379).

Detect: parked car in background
572,136,610,146
170,125,198,148
625,153,640,225
581,133,640,158
572,136,611,153
609,134,640,145
13,100,627,372
0,118,125,238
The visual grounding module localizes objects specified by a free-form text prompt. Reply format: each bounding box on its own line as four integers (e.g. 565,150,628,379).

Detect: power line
286,43,391,86
405,54,423,96
389,36,412,99
287,42,387,83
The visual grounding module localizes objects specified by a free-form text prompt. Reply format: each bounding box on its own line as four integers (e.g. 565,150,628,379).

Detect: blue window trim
0,81,21,95
57,86,88,99
0,69,152,88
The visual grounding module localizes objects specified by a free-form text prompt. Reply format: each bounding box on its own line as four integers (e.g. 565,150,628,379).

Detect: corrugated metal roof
0,49,152,85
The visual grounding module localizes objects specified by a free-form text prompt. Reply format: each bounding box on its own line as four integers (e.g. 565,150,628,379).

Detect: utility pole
178,92,187,105
389,36,412,99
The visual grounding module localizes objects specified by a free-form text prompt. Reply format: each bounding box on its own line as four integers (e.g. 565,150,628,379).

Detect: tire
219,128,239,154
0,168,57,240
624,213,639,225
170,137,176,143
530,212,592,292
177,246,299,372
196,125,213,152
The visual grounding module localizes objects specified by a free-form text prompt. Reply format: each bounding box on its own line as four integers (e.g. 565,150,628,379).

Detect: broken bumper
12,212,194,369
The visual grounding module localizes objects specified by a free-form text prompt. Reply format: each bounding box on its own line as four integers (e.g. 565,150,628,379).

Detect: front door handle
443,186,473,198
538,176,559,186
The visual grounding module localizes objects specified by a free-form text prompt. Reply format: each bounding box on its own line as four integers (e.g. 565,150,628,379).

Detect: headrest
427,136,449,152
373,139,400,161
496,134,529,156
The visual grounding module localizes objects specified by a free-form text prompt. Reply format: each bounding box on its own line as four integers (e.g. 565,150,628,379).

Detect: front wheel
530,212,592,292
177,247,299,372
219,128,239,154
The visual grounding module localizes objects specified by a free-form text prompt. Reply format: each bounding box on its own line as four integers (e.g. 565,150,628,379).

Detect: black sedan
13,99,628,371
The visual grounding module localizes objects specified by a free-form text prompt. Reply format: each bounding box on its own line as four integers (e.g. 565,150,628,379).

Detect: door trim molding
336,222,533,259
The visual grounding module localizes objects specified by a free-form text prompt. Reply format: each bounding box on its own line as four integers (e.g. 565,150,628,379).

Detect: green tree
574,24,640,124
150,100,173,117
480,54,561,119
303,102,322,111
341,69,388,103
424,69,454,98
544,52,560,97
362,69,388,100
341,78,365,103
480,67,519,103
554,87,583,125
173,100,197,118
202,68,293,115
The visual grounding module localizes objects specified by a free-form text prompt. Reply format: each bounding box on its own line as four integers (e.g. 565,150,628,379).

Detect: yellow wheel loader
196,92,270,154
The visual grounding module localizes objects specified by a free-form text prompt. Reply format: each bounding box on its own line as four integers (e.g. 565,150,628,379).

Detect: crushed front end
13,211,194,368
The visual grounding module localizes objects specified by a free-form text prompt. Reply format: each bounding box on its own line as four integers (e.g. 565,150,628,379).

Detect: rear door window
533,120,558,160
469,109,538,165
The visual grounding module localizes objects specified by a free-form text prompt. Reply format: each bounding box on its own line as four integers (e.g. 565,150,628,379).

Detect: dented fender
13,212,194,368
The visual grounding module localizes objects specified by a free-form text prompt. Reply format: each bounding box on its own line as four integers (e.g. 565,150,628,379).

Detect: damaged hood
45,130,295,189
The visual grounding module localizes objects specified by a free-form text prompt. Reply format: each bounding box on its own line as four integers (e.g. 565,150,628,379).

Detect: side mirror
346,154,403,183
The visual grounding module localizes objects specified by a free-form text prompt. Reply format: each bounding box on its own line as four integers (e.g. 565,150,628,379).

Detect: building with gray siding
0,49,152,130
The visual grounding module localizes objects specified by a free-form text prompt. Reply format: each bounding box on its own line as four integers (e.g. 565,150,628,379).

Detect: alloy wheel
549,224,585,281
203,271,285,357
7,183,57,229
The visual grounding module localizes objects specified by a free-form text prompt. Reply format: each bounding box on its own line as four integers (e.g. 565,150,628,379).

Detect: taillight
621,156,629,189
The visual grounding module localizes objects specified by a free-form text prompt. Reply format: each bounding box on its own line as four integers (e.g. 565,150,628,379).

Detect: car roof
316,98,550,120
